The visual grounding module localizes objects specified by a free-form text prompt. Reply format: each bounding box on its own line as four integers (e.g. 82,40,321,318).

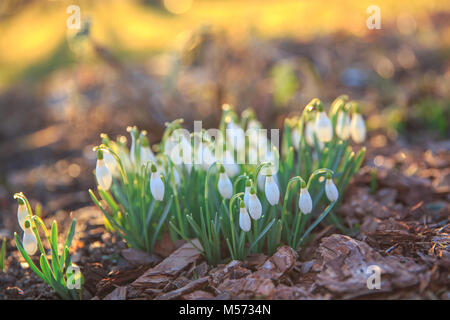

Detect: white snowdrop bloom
103,151,118,177
218,169,233,199
265,175,280,205
335,111,351,140
140,146,155,166
239,203,251,232
96,153,112,191
325,178,339,202
305,121,315,146
23,223,37,255
315,111,333,142
350,113,366,143
291,127,301,150
298,186,313,214
223,151,240,178
248,192,262,220
150,165,165,201
17,200,29,231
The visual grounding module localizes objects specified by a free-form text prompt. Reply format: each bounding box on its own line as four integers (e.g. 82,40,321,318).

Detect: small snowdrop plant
89,127,173,253
90,96,366,265
13,193,83,300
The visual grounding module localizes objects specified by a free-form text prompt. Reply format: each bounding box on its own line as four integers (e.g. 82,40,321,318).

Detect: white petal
350,113,366,143
325,179,339,202
239,208,251,232
265,176,280,205
17,204,29,230
96,160,112,190
218,173,233,199
23,230,37,255
150,172,165,201
315,112,333,142
298,188,313,214
248,194,262,220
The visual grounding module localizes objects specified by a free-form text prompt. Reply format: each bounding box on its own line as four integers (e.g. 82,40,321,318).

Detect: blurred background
0,0,449,234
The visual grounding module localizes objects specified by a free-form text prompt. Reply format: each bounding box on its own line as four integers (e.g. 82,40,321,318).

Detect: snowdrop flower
315,110,333,142
243,180,252,208
96,151,112,190
217,166,233,199
305,121,315,147
140,136,155,165
239,201,251,232
23,220,37,255
298,182,313,214
103,151,118,177
17,199,29,231
248,188,262,220
223,150,240,178
150,164,165,201
265,175,280,205
350,112,366,143
335,110,351,140
291,126,301,150
325,174,339,202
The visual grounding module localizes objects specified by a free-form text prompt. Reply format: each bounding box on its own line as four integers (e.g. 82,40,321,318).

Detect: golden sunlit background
0,0,449,217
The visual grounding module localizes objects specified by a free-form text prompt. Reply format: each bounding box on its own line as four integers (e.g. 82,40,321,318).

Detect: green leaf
0,238,6,272
249,218,276,251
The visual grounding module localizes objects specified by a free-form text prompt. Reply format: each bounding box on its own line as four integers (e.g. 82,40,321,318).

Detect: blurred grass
1,0,450,89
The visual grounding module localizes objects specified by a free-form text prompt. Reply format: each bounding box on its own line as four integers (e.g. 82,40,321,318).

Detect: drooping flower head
217,166,233,199
23,219,37,255
248,187,262,220
140,132,156,166
314,102,333,143
150,163,165,201
239,200,251,232
265,175,280,206
325,173,339,202
335,104,351,140
96,150,112,191
298,181,313,214
350,104,366,143
17,198,29,231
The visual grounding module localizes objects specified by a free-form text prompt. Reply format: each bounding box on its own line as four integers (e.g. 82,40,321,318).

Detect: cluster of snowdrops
13,95,366,298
